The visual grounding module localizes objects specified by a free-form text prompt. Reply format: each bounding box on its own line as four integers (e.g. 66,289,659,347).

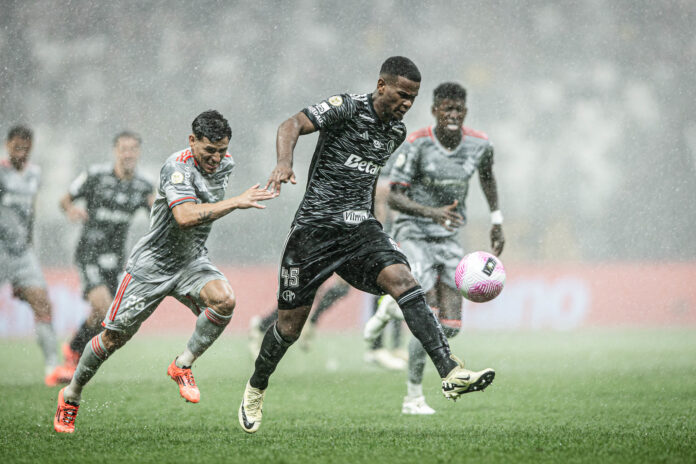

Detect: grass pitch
1,329,695,463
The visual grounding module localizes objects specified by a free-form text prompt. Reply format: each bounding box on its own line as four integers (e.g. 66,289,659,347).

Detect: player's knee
377,264,419,297
102,329,132,351
275,320,302,343
440,321,461,339
212,293,236,317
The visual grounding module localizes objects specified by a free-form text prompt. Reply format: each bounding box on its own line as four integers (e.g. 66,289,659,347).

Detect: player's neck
371,91,392,123
114,163,134,180
434,125,462,150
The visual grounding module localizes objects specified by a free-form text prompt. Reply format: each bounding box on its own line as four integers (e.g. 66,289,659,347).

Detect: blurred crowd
1,0,694,265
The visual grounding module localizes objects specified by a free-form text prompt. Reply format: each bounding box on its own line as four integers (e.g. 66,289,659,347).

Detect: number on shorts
281,267,299,287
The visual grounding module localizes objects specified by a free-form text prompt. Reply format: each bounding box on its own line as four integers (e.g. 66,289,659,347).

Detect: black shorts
77,260,121,298
277,220,409,309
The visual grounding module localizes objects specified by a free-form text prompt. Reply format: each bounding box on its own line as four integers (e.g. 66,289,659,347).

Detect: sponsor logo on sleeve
328,95,343,106
171,171,184,184
317,102,331,114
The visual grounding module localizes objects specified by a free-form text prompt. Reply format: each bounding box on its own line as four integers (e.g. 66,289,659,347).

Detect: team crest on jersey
171,171,184,184
373,140,382,149
329,95,343,107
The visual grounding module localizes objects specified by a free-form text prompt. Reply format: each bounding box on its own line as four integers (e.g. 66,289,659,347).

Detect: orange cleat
62,343,80,368
167,359,200,403
54,387,79,433
45,365,75,387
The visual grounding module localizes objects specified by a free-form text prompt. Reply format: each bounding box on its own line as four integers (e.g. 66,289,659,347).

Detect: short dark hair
6,125,33,141
433,82,467,105
113,130,142,147
380,56,421,83
192,110,231,143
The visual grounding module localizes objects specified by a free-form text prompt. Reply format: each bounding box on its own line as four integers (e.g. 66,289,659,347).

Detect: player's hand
430,200,463,231
235,184,277,209
66,206,88,222
265,162,296,195
491,224,505,256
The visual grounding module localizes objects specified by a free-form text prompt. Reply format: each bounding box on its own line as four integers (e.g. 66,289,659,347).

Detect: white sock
407,380,423,398
35,321,58,369
176,349,195,368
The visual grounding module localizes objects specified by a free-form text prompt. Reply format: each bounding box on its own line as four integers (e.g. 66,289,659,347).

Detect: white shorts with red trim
102,255,228,335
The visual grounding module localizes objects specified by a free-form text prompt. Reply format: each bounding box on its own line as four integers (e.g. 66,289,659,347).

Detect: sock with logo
65,333,113,403
177,307,232,367
249,323,294,390
397,286,457,377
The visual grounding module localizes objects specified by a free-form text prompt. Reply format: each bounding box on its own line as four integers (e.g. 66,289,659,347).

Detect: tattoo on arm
197,210,213,224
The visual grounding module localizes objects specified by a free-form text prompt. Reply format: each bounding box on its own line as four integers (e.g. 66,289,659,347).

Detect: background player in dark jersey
364,82,504,415
238,57,495,434
55,131,154,381
54,111,275,433
0,125,61,385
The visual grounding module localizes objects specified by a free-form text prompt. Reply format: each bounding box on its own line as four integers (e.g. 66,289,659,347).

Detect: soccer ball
454,251,506,303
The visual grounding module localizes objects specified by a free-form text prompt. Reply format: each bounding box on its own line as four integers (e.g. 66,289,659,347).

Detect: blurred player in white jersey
363,82,504,414
53,131,154,382
0,125,61,385
54,111,275,433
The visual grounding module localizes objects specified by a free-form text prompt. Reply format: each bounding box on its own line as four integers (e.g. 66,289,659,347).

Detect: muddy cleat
167,360,200,403
54,387,79,433
248,316,264,358
402,395,436,415
441,355,495,400
239,381,265,433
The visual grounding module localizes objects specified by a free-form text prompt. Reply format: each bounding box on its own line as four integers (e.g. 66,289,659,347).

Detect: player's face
432,98,467,133
377,76,420,121
189,135,229,174
114,137,141,174
5,136,32,170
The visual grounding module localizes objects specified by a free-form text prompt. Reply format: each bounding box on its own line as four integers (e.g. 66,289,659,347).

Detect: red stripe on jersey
224,153,231,158
168,196,197,208
462,126,489,140
107,273,132,322
406,127,431,143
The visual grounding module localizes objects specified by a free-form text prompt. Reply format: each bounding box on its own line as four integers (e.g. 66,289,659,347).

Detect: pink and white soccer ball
455,251,506,303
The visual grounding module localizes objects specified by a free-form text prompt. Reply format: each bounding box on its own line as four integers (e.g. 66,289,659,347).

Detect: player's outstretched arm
59,193,88,222
266,112,316,195
478,160,504,256
388,185,463,231
171,184,275,228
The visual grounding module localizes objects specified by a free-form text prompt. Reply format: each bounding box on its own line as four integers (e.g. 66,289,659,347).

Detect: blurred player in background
239,57,495,434
54,110,275,433
54,131,154,382
363,82,504,414
0,125,61,385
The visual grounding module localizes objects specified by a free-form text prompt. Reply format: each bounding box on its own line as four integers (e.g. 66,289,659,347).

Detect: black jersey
295,93,407,229
69,164,153,266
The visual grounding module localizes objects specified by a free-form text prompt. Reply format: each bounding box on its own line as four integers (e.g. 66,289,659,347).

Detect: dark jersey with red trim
125,148,234,280
295,93,406,229
390,125,493,239
68,164,153,269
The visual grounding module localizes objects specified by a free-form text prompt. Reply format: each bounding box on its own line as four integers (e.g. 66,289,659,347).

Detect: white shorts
395,235,463,293
0,247,47,289
102,255,228,335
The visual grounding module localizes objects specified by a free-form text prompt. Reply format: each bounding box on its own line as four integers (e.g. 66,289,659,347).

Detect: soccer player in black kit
239,56,495,433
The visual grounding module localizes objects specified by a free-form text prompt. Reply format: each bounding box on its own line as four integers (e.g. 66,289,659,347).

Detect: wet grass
1,329,695,463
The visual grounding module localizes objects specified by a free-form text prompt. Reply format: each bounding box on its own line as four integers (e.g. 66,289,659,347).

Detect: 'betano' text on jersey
295,93,406,229
390,125,494,240
125,148,234,281
68,164,153,268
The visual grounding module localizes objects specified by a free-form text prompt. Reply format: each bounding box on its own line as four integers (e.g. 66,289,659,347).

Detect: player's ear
376,77,386,94
188,134,196,147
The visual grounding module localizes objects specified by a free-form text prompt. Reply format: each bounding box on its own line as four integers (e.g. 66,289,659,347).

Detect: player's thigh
102,273,169,337
337,221,411,296
173,256,231,315
86,285,113,315
11,248,47,291
277,226,342,310
397,238,439,292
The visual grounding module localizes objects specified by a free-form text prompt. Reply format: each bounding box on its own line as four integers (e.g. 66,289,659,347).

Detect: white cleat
402,395,436,415
363,295,403,343
239,381,266,434
363,348,407,371
441,355,495,401
248,316,264,358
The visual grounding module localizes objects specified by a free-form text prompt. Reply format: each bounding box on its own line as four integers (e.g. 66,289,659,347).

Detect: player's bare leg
240,305,311,433
17,287,59,385
376,263,494,400
169,279,234,403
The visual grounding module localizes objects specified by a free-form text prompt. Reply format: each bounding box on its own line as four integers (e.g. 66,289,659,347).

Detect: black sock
258,307,279,332
370,296,384,350
397,286,457,377
309,283,349,324
249,323,294,390
69,321,102,355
